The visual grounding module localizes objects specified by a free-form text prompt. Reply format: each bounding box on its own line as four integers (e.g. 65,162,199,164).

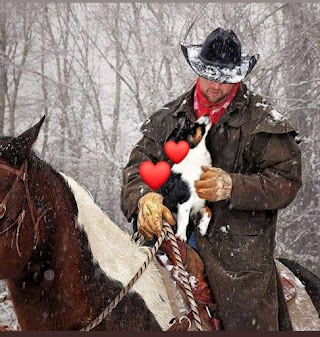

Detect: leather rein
0,161,200,331
0,160,50,256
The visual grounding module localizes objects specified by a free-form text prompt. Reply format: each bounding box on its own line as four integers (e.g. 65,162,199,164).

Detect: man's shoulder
245,89,298,136
139,89,192,142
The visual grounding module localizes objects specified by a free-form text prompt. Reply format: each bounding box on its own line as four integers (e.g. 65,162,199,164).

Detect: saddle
157,239,297,331
157,239,221,331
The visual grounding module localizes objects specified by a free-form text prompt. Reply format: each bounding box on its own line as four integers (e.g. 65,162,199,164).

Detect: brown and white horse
0,117,319,331
0,117,183,330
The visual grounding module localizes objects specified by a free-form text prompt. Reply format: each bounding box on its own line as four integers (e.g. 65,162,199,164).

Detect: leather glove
194,166,232,202
138,192,176,240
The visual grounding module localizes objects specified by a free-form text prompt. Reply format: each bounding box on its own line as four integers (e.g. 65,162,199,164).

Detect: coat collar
172,82,249,128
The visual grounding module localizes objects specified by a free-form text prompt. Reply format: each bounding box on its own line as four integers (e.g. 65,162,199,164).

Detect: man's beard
204,90,228,104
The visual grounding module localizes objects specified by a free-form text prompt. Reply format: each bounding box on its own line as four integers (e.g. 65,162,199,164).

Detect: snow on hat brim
181,44,259,84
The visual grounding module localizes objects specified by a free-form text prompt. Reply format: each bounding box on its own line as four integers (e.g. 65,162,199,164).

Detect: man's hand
138,192,176,240
195,166,232,202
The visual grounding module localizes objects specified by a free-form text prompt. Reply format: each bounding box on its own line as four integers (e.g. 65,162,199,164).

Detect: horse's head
0,116,45,279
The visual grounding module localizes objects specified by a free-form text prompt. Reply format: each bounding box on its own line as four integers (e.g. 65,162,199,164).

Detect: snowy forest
0,2,319,327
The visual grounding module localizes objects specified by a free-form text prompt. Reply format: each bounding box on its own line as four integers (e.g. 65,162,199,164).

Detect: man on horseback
121,28,302,330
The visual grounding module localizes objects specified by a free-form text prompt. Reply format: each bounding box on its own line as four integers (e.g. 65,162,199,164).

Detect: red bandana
194,79,240,125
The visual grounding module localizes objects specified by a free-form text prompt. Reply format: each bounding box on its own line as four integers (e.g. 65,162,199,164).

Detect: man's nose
208,81,221,89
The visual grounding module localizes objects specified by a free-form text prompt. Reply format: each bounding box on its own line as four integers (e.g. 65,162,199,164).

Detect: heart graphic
139,161,171,190
164,140,190,164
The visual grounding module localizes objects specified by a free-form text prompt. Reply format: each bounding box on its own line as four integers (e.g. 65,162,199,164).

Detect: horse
0,117,319,331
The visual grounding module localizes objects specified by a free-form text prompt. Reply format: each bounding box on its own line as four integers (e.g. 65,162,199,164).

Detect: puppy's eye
190,129,196,135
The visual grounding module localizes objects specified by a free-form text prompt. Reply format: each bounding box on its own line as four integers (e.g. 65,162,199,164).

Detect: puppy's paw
198,218,210,236
175,232,187,242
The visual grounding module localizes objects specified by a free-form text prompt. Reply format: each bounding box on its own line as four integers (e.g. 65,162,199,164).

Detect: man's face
198,77,234,104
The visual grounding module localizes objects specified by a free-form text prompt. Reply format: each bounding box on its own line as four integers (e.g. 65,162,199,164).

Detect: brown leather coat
121,83,302,330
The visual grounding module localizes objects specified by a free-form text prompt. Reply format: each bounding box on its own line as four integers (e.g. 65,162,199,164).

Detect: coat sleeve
120,135,167,221
229,132,302,210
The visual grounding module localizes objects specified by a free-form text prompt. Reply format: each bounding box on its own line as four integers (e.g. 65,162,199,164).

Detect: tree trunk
0,4,7,134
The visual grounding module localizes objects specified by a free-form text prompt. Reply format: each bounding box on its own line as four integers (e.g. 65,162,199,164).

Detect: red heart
164,140,190,164
139,161,171,190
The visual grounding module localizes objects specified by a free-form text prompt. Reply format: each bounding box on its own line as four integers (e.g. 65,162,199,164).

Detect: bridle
0,159,50,256
0,160,202,331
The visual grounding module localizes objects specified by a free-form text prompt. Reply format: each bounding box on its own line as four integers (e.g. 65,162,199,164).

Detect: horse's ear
16,116,45,148
6,116,45,165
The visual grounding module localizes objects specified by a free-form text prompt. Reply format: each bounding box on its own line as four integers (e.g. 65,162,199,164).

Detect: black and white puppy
158,116,212,241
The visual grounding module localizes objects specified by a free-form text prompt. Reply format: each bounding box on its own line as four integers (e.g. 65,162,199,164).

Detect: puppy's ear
187,125,204,148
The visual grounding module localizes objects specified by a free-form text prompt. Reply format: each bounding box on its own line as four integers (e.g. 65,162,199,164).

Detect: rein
81,223,203,331
0,162,202,330
80,225,167,331
0,160,51,256
164,224,203,331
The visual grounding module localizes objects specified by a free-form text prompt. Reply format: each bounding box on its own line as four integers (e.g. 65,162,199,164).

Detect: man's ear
5,116,45,165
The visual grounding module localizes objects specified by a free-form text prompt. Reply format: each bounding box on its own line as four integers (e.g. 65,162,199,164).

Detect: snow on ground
0,281,18,330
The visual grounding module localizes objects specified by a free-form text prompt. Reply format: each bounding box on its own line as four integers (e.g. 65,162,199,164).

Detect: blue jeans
187,232,198,251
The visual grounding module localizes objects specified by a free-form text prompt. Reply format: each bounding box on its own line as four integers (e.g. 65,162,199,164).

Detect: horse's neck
7,163,174,330
58,174,175,329
6,163,99,329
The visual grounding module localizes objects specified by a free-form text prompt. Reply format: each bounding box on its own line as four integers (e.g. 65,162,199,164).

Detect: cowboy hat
181,27,259,83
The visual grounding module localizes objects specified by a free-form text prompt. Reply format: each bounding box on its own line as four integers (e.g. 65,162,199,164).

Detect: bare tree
0,3,7,134
0,3,318,275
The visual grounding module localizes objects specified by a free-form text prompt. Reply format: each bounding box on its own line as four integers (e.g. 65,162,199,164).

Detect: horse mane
60,172,145,279
1,149,175,330
57,171,174,329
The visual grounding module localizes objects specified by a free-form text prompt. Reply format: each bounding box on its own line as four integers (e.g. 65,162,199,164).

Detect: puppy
158,116,212,241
